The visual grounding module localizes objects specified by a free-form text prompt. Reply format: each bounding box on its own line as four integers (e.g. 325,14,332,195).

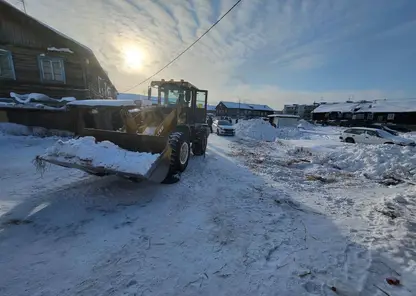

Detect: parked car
213,119,235,136
340,127,415,146
364,124,398,136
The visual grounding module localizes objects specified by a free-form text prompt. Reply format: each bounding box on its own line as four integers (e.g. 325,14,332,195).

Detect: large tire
192,130,208,156
168,131,190,173
345,137,355,143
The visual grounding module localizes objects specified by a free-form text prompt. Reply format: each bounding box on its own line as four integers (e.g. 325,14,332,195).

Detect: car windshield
218,120,232,125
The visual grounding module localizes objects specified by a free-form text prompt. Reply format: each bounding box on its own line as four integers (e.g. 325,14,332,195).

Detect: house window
106,86,112,98
387,113,395,120
367,113,373,120
39,56,65,83
0,49,16,80
98,77,106,94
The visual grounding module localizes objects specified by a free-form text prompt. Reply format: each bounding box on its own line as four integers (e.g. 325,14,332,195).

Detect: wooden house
0,0,117,100
311,102,359,122
216,101,274,118
352,99,416,127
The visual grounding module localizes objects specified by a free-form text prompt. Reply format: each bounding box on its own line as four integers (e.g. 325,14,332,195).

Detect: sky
8,0,416,109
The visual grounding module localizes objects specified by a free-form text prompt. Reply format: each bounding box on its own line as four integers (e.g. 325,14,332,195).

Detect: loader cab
148,79,208,125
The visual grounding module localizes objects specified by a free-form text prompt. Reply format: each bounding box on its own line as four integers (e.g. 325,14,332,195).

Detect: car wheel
345,137,355,143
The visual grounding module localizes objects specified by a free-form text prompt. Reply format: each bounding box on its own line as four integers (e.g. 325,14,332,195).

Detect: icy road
1,127,416,296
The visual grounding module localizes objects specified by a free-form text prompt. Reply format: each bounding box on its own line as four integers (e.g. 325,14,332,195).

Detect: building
352,99,416,127
283,103,318,119
0,0,117,100
216,101,274,118
311,99,416,129
311,102,360,122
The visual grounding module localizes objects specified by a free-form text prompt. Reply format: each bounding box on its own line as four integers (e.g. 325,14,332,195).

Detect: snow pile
10,92,75,104
235,119,306,141
312,144,416,180
297,119,315,130
375,192,416,220
235,119,279,141
40,136,160,175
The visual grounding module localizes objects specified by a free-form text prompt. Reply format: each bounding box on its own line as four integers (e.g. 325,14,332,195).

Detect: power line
122,0,242,93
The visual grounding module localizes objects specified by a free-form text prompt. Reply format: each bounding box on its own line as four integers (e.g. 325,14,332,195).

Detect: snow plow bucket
35,129,172,183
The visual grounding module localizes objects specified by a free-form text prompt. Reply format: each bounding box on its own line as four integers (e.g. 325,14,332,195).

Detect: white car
340,127,415,146
213,119,235,136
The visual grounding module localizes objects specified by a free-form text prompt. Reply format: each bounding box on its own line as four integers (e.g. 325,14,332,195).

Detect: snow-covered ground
1,121,416,296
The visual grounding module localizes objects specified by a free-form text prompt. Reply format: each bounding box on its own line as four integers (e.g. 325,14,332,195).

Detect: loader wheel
192,132,208,156
169,131,190,173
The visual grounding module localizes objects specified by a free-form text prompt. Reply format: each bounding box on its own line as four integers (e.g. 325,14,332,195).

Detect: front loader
36,79,210,184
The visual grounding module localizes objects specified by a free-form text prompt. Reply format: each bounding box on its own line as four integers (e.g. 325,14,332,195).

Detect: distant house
311,99,416,129
311,102,361,121
0,0,117,100
216,101,274,118
352,99,416,126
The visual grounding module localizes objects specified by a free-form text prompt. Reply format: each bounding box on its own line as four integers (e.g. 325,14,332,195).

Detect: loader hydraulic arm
153,105,182,136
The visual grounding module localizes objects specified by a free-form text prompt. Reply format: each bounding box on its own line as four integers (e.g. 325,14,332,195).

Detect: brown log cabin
0,0,117,100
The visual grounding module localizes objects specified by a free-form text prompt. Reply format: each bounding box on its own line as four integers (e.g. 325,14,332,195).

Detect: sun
123,45,144,71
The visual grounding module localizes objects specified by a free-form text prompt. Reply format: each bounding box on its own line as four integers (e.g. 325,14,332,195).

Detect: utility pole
238,97,241,119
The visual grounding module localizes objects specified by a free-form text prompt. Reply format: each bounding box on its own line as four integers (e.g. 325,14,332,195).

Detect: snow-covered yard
1,121,416,296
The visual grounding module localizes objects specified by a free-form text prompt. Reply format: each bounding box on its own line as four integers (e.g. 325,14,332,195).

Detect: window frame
38,55,66,83
366,130,378,137
0,49,16,80
387,113,395,120
346,129,365,135
98,76,106,95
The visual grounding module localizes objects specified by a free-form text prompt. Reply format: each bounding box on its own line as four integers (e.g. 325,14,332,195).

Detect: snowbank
235,119,306,141
47,47,74,54
40,137,160,175
10,92,75,103
297,119,315,130
235,119,278,141
312,144,416,181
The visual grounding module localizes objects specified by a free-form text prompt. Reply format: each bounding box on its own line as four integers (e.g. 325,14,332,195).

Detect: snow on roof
10,92,75,103
312,102,359,113
219,101,274,111
47,47,74,54
268,114,300,118
67,100,136,107
356,99,416,113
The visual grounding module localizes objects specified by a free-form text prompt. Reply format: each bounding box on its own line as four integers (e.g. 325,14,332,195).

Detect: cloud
10,0,415,109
